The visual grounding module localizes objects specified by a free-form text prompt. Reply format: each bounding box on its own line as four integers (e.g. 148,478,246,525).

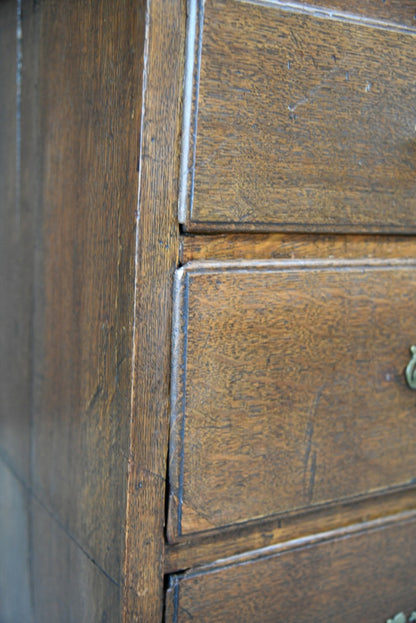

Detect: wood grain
1,1,183,619
181,233,416,263
270,0,416,27
2,1,415,620
0,2,35,620
122,0,184,620
168,259,416,540
164,487,416,572
180,0,416,231
0,1,146,620
0,0,32,482
165,513,416,623
32,0,142,601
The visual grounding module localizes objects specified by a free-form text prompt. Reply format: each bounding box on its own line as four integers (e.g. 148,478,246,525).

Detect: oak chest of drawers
1,0,415,621
164,1,416,620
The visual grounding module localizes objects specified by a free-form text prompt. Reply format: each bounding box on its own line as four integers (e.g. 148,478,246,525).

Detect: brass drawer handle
405,346,416,389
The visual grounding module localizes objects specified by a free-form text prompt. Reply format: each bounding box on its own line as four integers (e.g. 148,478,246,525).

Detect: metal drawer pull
405,346,416,389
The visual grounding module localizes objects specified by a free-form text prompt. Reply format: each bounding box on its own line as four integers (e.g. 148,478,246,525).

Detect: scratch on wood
303,387,323,499
308,450,317,502
288,66,342,113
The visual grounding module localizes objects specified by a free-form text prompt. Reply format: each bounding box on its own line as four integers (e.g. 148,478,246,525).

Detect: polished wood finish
179,0,416,232
168,259,416,540
2,1,416,620
122,0,184,620
165,513,416,623
33,3,144,618
165,487,416,572
181,233,416,263
1,1,145,620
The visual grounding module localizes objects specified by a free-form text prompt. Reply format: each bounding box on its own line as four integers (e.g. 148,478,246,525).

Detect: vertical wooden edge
164,576,179,623
178,0,203,226
22,3,42,618
123,0,184,620
177,0,195,224
167,268,188,543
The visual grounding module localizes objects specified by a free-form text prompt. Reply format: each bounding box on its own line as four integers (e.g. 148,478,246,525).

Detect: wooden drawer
179,0,416,232
167,259,416,541
165,515,416,622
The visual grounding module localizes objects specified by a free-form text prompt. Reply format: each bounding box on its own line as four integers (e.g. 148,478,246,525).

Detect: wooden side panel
1,0,181,620
165,515,416,623
168,260,416,540
0,2,35,620
0,1,145,620
180,0,416,231
0,0,32,480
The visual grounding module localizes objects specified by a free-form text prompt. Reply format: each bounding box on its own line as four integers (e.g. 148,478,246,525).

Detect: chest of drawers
1,0,415,621
161,1,416,620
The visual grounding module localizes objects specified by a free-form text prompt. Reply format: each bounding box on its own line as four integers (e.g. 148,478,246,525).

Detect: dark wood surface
0,0,35,488
122,0,184,620
2,1,416,621
0,2,35,620
0,1,145,620
165,513,416,623
168,259,416,540
180,0,416,231
32,2,143,617
165,487,416,572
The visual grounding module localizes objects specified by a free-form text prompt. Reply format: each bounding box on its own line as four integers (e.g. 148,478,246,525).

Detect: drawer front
165,516,416,622
168,260,416,540
179,0,416,231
